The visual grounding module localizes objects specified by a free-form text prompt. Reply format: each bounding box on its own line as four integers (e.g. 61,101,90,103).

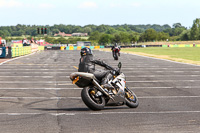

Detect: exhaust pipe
92,80,115,101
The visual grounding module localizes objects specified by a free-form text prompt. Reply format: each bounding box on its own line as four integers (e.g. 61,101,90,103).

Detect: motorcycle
112,47,120,60
70,62,139,110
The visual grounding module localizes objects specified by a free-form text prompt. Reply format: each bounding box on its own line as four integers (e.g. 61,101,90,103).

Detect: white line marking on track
139,96,200,98
1,64,72,66
1,71,200,74
0,86,199,90
0,72,70,73
0,80,200,84
0,76,69,78
97,111,200,114
1,113,41,116
90,113,103,115
0,69,75,71
126,75,200,77
126,80,200,83
133,87,174,89
1,75,200,79
0,81,71,84
133,86,200,89
0,76,54,78
0,88,81,90
1,111,200,116
122,68,200,70
51,113,75,116
0,96,200,100
0,81,58,83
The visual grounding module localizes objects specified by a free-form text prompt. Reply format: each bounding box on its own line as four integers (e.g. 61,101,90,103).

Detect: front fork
125,87,136,102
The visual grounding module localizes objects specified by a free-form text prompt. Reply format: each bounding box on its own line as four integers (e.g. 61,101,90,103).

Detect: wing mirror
118,62,122,69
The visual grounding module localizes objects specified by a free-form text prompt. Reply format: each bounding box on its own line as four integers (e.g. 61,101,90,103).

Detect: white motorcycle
70,62,139,110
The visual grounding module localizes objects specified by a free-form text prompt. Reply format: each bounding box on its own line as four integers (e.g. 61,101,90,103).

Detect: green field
121,47,200,65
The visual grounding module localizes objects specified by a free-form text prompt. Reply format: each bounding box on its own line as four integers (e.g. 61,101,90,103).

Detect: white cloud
0,0,55,9
38,3,55,8
131,2,141,7
109,2,141,8
78,2,97,9
0,0,23,7
110,3,121,8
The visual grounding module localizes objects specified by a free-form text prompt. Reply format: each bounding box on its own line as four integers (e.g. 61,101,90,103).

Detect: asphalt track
0,50,200,133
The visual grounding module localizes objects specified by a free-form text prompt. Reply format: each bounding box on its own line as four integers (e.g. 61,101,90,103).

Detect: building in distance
54,31,72,37
77,41,91,46
72,33,88,37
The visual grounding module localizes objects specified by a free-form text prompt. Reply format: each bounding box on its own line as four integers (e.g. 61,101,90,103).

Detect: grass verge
102,47,200,65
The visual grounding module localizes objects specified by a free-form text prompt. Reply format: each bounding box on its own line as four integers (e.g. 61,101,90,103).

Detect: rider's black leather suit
78,55,113,85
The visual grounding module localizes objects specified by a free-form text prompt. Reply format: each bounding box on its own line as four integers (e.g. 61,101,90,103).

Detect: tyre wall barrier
74,46,77,50
12,46,31,57
13,43,23,47
162,44,200,48
52,47,61,50
69,46,74,50
178,45,185,47
77,46,82,50
60,46,65,50
45,44,200,51
38,46,45,50
56,46,103,50
46,44,199,50
1,44,41,58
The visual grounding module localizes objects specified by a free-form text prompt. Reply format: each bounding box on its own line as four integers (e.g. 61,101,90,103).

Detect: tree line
0,18,200,45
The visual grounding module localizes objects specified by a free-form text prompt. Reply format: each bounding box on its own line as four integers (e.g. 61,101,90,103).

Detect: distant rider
111,43,121,56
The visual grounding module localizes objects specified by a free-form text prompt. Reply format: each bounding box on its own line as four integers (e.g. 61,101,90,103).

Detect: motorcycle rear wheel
81,87,105,111
125,87,139,108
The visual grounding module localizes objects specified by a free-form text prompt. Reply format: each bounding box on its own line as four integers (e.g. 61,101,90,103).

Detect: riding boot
101,73,113,89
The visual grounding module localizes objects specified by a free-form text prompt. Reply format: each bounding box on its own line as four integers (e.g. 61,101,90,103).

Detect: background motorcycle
112,47,120,60
70,62,139,110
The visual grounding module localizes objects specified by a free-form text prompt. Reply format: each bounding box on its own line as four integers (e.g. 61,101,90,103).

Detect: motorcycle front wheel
113,52,118,60
125,87,139,108
81,87,105,111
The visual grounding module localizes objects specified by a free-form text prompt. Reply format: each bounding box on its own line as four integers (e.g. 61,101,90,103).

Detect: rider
111,43,121,56
78,47,114,89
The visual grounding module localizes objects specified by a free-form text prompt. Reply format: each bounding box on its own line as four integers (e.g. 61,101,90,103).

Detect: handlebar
91,60,121,75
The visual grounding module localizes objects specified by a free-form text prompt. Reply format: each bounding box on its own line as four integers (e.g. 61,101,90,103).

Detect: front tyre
81,87,105,111
125,87,139,108
114,52,118,60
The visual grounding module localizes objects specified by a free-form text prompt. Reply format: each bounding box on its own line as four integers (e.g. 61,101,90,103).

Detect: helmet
80,47,93,56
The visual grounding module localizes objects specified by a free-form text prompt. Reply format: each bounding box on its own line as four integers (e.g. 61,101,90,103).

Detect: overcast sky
0,0,199,28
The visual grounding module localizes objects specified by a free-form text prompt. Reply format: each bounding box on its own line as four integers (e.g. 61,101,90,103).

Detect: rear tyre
81,87,105,111
125,87,139,108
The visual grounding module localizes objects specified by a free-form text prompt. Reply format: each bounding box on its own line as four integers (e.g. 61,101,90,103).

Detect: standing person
22,38,28,46
30,37,34,43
